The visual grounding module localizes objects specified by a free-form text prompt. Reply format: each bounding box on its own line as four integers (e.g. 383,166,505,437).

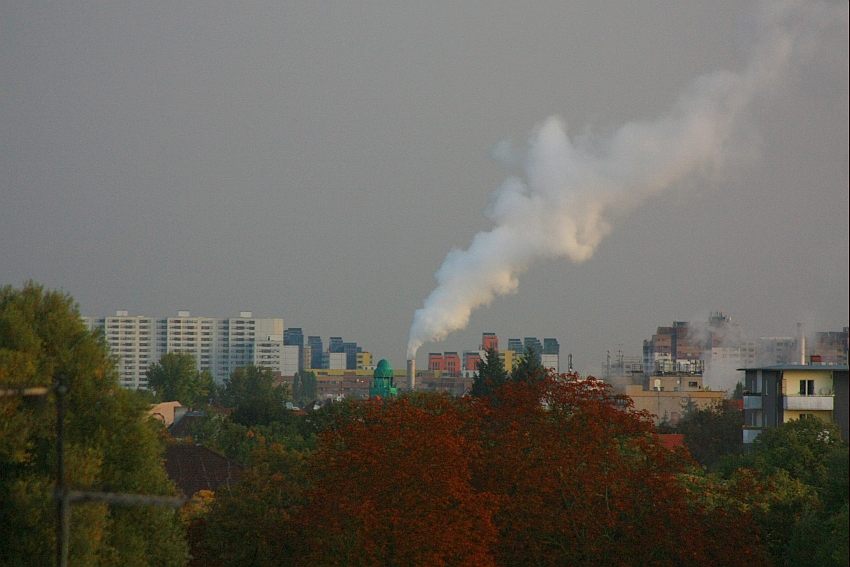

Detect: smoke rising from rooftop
407,1,847,360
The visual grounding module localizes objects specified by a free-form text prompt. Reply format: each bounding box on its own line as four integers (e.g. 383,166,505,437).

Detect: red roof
658,433,685,451
164,443,243,497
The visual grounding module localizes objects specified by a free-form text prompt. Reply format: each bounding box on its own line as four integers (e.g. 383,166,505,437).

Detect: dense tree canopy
196,375,767,566
470,346,507,398
0,283,188,567
291,370,317,407
146,352,215,408
469,376,766,567
219,365,291,428
299,395,499,567
673,398,744,471
508,344,546,384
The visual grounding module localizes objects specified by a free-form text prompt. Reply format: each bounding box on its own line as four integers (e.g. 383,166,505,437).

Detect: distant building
356,351,373,369
313,368,376,399
444,352,461,376
83,310,284,388
307,336,324,369
542,338,560,373
368,359,398,398
643,316,847,387
83,312,384,389
481,333,498,351
524,337,543,360
284,327,304,371
608,373,725,426
325,352,346,370
741,364,849,444
463,351,482,373
428,353,444,372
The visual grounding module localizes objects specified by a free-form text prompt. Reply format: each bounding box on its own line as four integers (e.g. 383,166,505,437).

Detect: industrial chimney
407,359,416,391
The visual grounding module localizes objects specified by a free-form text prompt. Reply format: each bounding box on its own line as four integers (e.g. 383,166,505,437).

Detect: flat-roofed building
83,310,284,387
83,311,156,390
741,364,849,444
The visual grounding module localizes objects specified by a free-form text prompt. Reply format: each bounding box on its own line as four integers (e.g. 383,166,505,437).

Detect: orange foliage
228,375,771,566
297,395,499,567
469,374,769,567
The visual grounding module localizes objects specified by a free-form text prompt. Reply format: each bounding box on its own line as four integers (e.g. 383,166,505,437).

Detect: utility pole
1,375,185,567
55,374,69,567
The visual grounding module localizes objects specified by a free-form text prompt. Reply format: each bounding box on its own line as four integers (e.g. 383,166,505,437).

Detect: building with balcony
741,364,849,444
84,311,284,387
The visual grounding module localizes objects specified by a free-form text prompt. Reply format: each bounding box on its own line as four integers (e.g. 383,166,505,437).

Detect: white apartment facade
83,311,285,389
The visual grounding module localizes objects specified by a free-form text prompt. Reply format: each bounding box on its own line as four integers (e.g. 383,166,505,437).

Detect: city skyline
2,1,848,375
81,305,846,378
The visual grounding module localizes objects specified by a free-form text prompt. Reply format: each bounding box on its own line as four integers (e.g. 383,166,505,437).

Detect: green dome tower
369,359,398,398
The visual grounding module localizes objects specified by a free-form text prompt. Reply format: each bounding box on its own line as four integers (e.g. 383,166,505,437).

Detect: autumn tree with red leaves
296,394,499,567
194,374,772,566
469,374,770,567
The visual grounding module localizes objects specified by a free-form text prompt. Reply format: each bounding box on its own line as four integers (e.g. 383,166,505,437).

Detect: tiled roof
658,433,685,451
168,413,205,440
164,443,243,497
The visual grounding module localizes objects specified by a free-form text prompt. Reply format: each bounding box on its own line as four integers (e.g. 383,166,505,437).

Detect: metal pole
55,374,69,567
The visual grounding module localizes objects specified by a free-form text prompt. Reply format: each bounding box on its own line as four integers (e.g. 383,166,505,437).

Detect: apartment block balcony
742,427,763,444
743,395,762,410
783,395,834,411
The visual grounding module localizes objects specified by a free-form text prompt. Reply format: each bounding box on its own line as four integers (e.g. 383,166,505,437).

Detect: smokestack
797,323,806,365
407,359,416,391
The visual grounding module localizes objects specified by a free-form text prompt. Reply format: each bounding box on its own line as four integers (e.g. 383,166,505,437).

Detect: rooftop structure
369,359,398,399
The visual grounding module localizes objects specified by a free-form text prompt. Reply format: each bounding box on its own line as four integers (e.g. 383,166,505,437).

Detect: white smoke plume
407,0,847,360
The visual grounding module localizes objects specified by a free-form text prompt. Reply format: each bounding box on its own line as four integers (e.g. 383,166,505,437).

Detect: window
799,380,815,396
688,381,698,388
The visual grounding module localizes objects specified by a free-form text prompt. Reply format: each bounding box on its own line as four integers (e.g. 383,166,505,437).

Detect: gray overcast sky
2,1,847,374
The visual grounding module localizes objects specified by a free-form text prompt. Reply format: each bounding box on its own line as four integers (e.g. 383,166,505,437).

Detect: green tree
732,381,744,400
675,398,744,471
0,282,188,567
196,444,309,566
750,416,844,490
146,352,215,408
721,418,850,567
220,366,290,428
470,346,507,398
509,344,546,384
291,370,317,407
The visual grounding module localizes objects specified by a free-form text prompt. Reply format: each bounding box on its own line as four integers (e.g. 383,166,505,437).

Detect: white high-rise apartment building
84,310,285,389
83,311,156,389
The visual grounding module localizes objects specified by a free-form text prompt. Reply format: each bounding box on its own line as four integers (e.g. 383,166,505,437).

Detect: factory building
426,333,560,380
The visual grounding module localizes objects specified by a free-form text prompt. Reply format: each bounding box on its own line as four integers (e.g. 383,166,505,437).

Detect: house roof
164,443,243,497
148,401,184,426
168,413,205,440
658,433,685,451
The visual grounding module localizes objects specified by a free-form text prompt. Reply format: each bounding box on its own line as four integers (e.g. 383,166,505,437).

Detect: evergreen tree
292,372,302,403
471,346,507,398
292,370,317,407
510,344,546,384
